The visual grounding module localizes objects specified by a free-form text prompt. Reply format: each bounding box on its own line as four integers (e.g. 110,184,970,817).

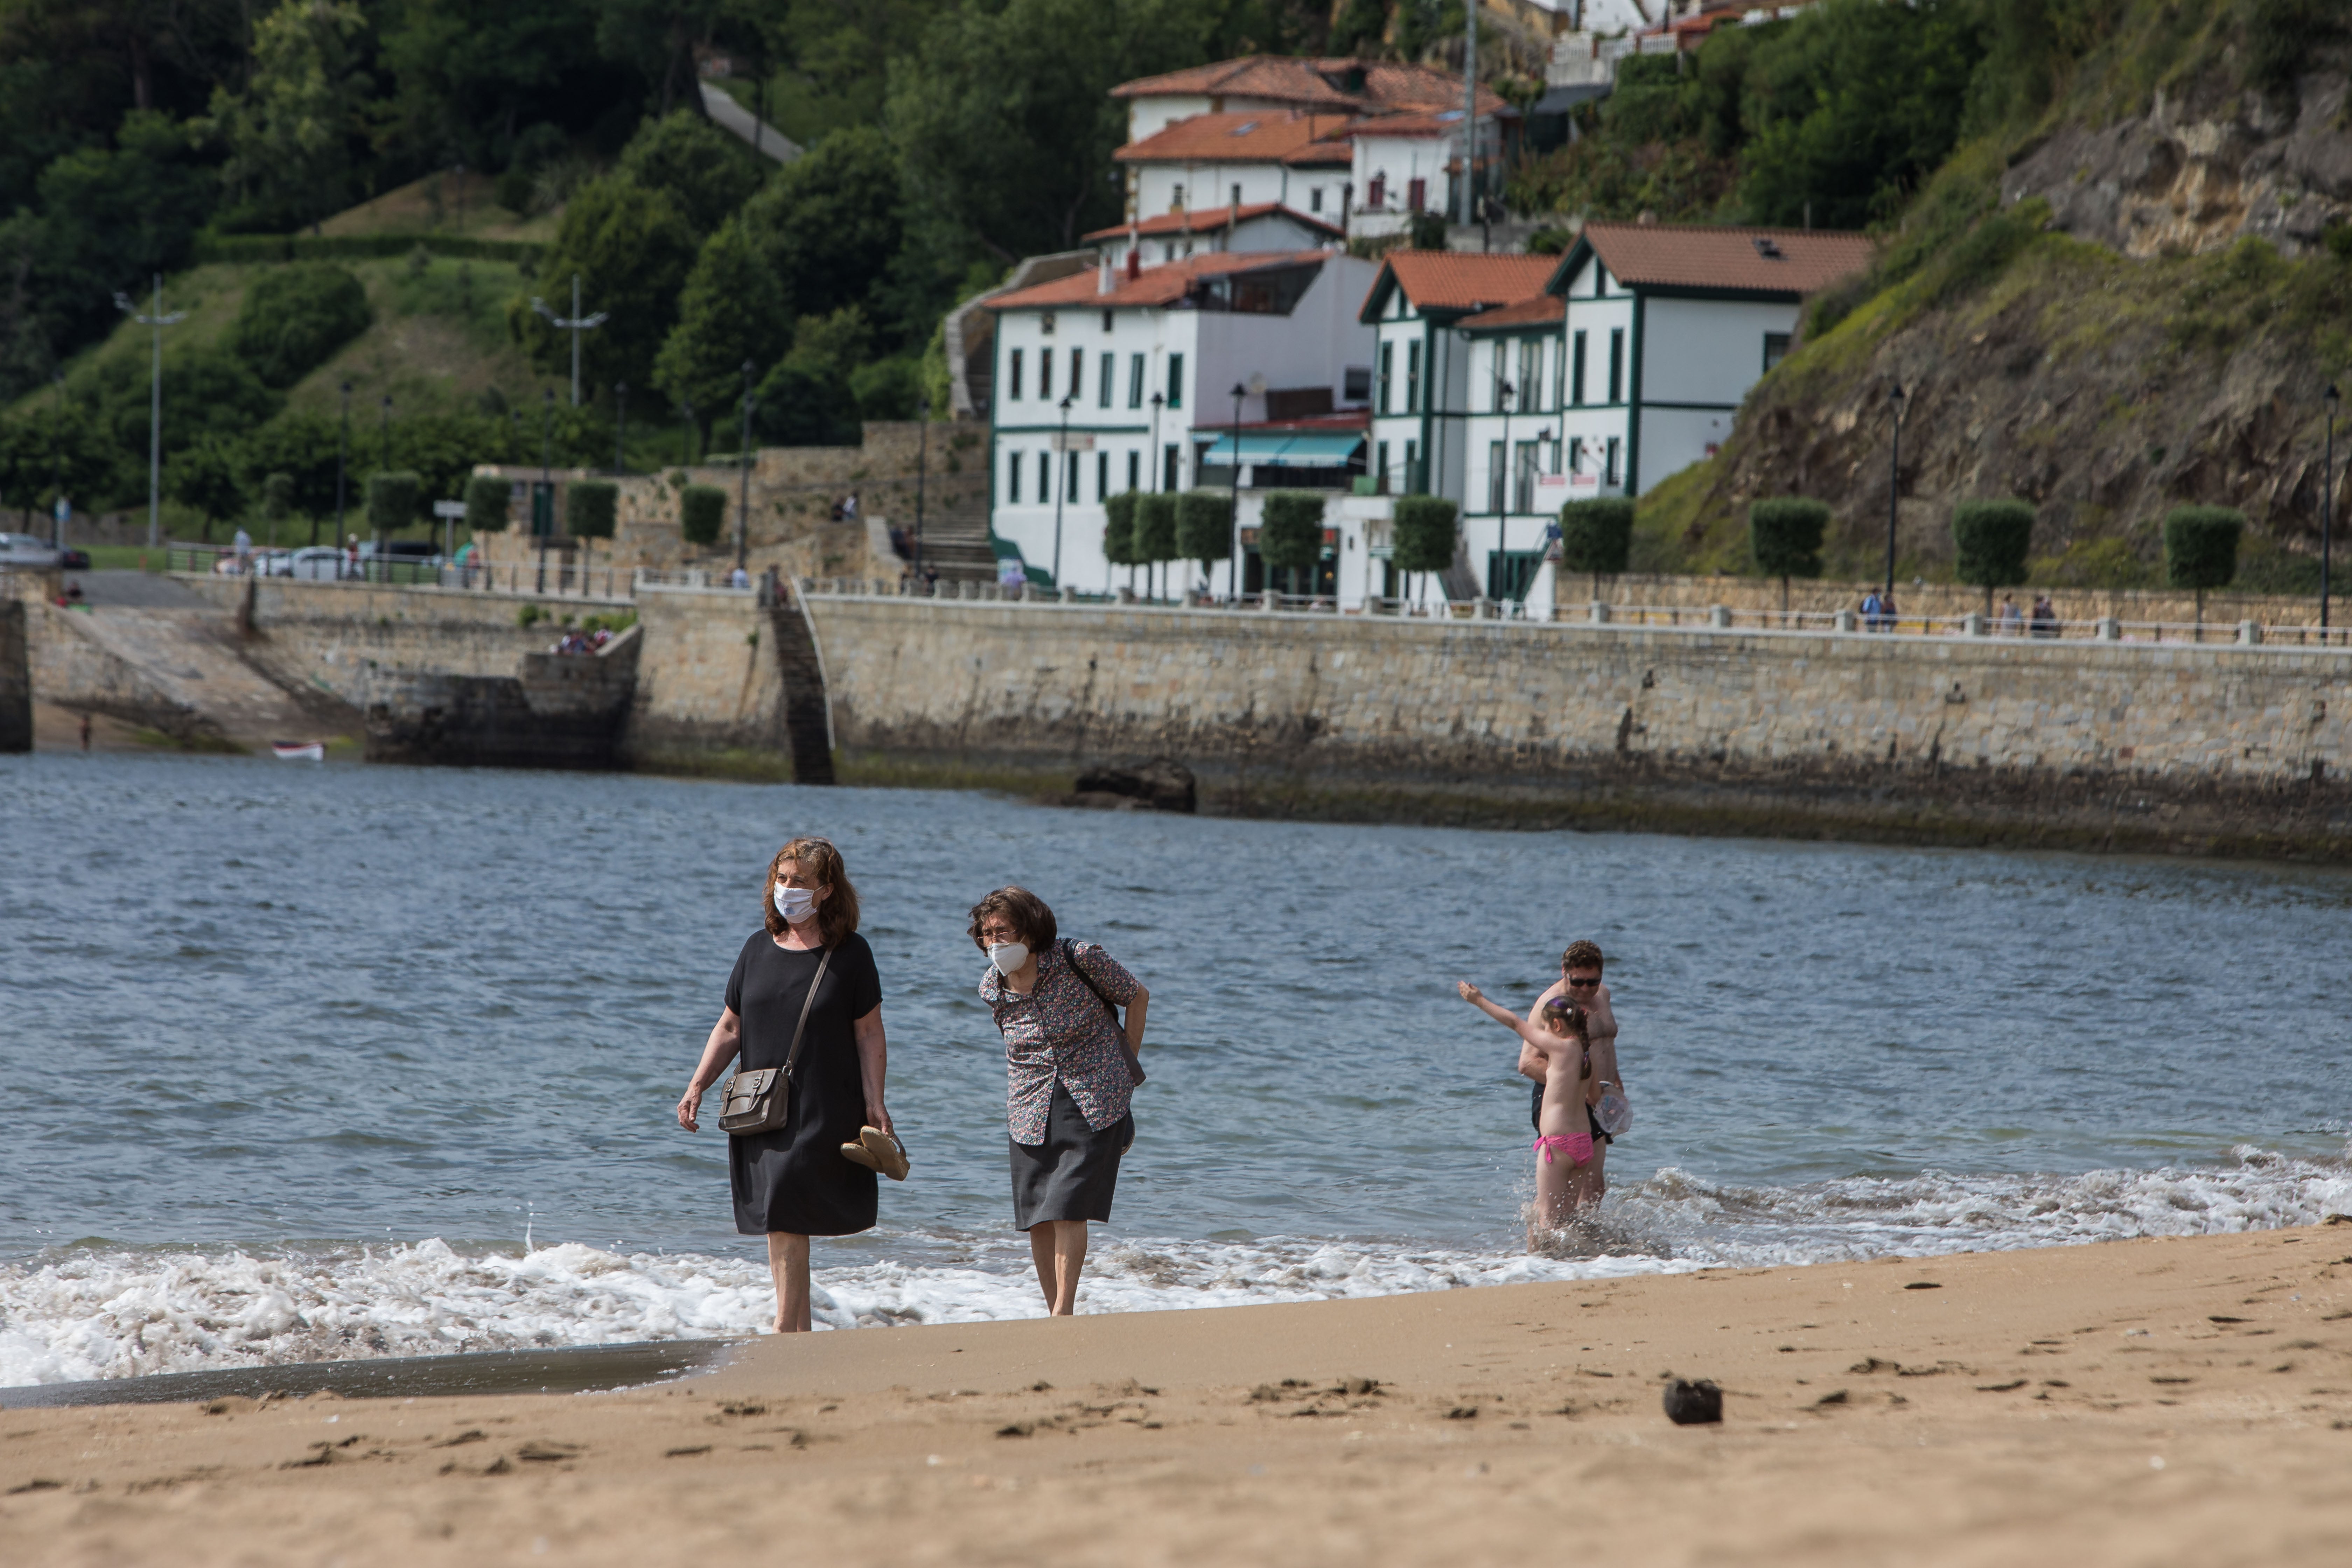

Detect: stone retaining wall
801,596,2352,858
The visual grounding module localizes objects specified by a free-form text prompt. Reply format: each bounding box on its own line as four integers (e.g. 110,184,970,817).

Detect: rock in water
1661,1377,1722,1426
1073,756,1196,813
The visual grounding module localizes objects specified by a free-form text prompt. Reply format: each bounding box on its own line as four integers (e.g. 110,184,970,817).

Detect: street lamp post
114,274,186,551
679,399,695,467
531,274,609,407
614,383,628,476
539,388,554,594
1884,382,1907,613
376,395,394,580
1229,382,1248,603
913,416,928,584
1052,392,1074,593
736,360,756,574
1495,378,1515,587
48,370,65,551
335,380,353,559
2325,383,2340,635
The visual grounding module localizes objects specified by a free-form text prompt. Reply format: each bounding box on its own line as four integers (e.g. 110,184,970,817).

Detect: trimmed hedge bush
680,484,728,546
1133,493,1178,562
2163,505,2242,591
1748,496,1830,608
1393,495,1460,578
229,263,372,388
1557,497,1633,593
1258,491,1326,576
1102,491,1139,568
1173,490,1226,564
365,471,421,534
1952,498,2035,609
464,474,511,533
567,478,618,540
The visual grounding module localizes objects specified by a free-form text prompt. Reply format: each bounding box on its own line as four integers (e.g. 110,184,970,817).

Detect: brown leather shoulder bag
718,946,832,1135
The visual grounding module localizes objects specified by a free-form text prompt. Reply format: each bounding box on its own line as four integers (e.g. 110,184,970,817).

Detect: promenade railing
163,541,630,600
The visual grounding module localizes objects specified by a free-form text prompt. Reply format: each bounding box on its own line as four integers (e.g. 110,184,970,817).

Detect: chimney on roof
1637,210,1658,226
1127,226,1141,280
1098,252,1114,295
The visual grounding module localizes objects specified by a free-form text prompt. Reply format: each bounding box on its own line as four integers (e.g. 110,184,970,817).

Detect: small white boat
271,741,326,762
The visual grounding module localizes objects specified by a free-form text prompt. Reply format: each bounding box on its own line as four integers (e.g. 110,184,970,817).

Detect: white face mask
773,884,819,923
987,942,1030,974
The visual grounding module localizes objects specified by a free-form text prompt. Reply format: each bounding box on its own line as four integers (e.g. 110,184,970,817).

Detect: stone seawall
801,597,2352,859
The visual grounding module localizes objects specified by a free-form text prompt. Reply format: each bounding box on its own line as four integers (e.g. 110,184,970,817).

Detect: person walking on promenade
969,887,1149,1317
1519,940,1626,1211
677,837,893,1334
1461,981,1595,1238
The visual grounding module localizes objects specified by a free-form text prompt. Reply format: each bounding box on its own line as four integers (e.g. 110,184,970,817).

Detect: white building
1086,204,1344,271
1545,219,1870,498
985,248,1379,597
1459,293,1572,607
1112,110,1356,237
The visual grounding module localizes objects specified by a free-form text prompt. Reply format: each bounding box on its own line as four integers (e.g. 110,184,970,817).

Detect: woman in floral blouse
969,886,1150,1316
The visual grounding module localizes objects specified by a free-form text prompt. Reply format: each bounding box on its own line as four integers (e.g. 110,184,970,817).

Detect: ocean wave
4,1145,2345,1386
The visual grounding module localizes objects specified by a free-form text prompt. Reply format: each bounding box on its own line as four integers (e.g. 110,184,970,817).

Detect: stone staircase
905,496,1000,583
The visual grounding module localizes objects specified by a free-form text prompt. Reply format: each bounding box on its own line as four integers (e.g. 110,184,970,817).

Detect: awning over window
1200,432,1365,467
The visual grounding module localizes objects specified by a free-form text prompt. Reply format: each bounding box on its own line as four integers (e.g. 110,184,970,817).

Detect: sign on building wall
1050,433,1097,453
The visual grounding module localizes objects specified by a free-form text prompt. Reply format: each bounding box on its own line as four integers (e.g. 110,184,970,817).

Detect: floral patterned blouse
979,940,1142,1145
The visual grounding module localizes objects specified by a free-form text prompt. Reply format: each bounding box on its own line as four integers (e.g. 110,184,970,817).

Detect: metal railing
165,541,630,600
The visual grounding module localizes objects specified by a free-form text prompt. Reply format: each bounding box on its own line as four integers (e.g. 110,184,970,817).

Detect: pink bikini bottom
1534,1131,1594,1167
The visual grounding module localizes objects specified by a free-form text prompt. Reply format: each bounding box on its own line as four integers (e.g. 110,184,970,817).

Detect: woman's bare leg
765,1232,811,1332
1569,1141,1608,1212
1048,1220,1088,1315
1531,1148,1576,1245
1027,1222,1059,1308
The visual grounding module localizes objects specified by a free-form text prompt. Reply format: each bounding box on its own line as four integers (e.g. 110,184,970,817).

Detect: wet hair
1540,998,1590,1043
968,886,1056,952
1561,939,1604,975
763,836,860,947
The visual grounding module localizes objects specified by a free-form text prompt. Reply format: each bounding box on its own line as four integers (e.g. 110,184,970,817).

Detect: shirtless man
1518,940,1622,1209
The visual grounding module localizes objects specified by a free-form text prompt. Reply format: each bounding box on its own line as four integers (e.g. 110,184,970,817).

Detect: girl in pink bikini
1457,980,1595,1239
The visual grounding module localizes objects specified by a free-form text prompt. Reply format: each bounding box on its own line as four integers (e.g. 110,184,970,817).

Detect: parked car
357,539,444,579
284,547,346,581
58,546,91,570
0,532,62,568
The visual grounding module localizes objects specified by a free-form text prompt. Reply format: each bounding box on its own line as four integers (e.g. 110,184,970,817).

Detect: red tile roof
1081,203,1343,243
1577,220,1874,296
1115,110,1354,165
1363,251,1558,318
1112,55,1510,119
986,250,1336,313
1460,293,1563,332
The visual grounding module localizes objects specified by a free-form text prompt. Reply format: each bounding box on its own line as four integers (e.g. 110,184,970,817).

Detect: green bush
1748,496,1830,609
1132,492,1178,563
1557,497,1633,594
1258,491,1326,579
2164,505,2242,621
227,263,372,387
1951,498,2035,610
464,473,511,533
1102,491,1139,568
568,478,618,540
364,471,421,534
1393,495,1460,580
680,483,728,546
260,471,297,525
1173,490,1227,565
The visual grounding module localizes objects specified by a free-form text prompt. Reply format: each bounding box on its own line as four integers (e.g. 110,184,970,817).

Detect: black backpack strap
1059,938,1119,1023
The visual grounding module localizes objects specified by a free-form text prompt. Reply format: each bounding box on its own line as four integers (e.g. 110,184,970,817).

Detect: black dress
724,930,883,1237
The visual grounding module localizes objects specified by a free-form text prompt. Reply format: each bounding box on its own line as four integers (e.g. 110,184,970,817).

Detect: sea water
3,751,2348,1385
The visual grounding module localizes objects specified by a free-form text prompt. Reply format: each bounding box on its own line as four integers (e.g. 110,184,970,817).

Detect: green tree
1136,491,1182,600
567,475,617,537
654,214,792,444
166,434,246,535
1951,497,2034,616
1173,486,1227,576
508,173,700,394
238,408,348,525
1748,496,1829,611
617,109,767,236
2163,505,2243,628
196,0,373,233
229,262,371,387
752,307,868,447
465,471,511,532
1392,495,1458,606
365,469,422,533
380,0,616,171
888,0,1214,260
1258,490,1325,598
740,126,905,335
594,0,723,119
679,482,727,545
1102,489,1139,590
93,345,280,481
1557,497,1633,600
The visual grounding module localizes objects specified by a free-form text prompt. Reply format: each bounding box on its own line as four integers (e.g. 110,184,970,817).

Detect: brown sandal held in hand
840,1125,909,1181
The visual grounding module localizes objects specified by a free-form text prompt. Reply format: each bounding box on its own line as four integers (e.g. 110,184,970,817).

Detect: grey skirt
1011,1082,1133,1228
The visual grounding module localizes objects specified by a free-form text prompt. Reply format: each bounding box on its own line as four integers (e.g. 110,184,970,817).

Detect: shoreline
6,1226,2347,1565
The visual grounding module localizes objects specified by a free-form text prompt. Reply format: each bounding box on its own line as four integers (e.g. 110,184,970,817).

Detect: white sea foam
4,1146,2345,1387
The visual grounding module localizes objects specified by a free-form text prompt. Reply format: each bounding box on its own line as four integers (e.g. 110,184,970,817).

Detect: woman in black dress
677,837,891,1332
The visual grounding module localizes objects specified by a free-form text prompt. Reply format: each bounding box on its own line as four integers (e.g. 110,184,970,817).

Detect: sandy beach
5,1226,2348,1566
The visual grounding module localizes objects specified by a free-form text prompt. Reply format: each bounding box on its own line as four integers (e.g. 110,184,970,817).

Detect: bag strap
1059,938,1119,1024
781,946,833,1084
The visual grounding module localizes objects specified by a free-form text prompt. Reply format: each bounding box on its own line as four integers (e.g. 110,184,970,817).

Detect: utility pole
1229,382,1248,603
736,360,756,574
114,274,186,550
1460,0,1478,228
614,383,629,476
1885,383,1907,609
47,370,65,551
1052,392,1073,592
335,380,352,554
913,416,928,582
531,274,609,407
539,388,554,595
2325,384,2340,634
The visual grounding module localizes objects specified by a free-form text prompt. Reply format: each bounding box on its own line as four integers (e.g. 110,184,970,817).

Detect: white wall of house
1641,295,1799,406
1463,327,1572,602
1109,210,1337,268
1128,161,1292,220
1125,93,1304,144
1346,131,1456,238
987,255,1377,596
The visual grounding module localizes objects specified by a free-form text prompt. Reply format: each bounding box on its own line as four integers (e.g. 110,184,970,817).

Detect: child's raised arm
1457,980,1554,1051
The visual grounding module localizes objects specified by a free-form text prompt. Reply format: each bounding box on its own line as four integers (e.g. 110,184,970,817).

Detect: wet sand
5,1226,2348,1566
